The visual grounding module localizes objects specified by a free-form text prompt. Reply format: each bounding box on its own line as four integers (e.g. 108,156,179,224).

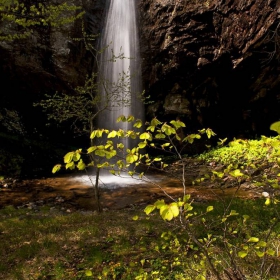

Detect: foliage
0,199,279,280
52,116,280,278
270,121,280,135
53,116,213,185
0,0,84,41
34,76,99,135
196,135,280,193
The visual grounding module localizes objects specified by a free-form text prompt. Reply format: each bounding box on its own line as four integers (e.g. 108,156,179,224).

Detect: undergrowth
0,198,279,279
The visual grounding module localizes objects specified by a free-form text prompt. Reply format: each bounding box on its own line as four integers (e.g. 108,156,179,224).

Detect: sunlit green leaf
117,143,124,149
87,146,97,153
72,151,81,162
155,133,166,139
66,161,75,170
77,159,86,170
229,210,239,216
248,237,259,243
206,206,214,212
270,121,280,135
257,241,267,248
154,200,166,209
52,164,61,174
230,169,244,177
169,203,180,218
126,153,138,163
85,270,93,277
144,205,156,215
138,142,147,149
127,115,135,122
108,130,117,138
255,251,265,258
238,251,248,258
161,123,176,135
265,198,271,206
151,118,162,126
117,115,126,122
170,120,186,129
266,249,276,256
64,152,74,163
133,119,143,128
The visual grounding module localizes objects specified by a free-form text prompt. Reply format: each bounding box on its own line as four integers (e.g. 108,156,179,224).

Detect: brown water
0,173,261,211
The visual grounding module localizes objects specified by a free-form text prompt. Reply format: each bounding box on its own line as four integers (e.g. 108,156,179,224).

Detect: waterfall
97,0,143,150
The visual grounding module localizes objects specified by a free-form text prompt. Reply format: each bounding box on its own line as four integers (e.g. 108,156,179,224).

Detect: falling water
97,0,143,149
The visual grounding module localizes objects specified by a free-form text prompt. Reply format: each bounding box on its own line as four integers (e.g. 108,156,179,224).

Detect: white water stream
93,0,144,187
97,0,143,145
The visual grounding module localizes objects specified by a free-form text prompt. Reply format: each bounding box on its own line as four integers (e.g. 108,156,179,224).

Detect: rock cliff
139,0,280,136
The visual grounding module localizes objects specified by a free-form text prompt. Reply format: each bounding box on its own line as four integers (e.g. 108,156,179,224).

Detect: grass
0,197,280,280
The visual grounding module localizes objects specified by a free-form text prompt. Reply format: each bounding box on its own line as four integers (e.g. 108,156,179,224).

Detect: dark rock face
139,0,280,137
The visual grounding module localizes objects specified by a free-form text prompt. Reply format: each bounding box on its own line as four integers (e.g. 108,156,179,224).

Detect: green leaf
132,215,139,221
140,132,152,140
160,207,173,221
66,162,75,170
212,170,224,178
85,270,93,277
105,150,117,159
206,206,214,212
133,119,143,128
183,194,191,202
117,115,126,122
256,251,265,258
270,121,280,135
238,251,248,258
161,123,176,135
77,160,86,170
144,205,156,215
109,170,116,175
229,210,239,216
64,152,74,163
155,133,166,139
266,249,276,256
138,142,147,149
126,153,138,164
154,200,166,209
95,149,106,157
265,198,271,206
151,118,162,126
206,128,216,138
229,169,244,177
117,143,124,149
169,203,180,218
52,164,61,174
170,120,186,129
108,130,117,138
127,115,135,122
256,241,267,248
248,237,259,243
72,151,81,162
87,146,97,153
